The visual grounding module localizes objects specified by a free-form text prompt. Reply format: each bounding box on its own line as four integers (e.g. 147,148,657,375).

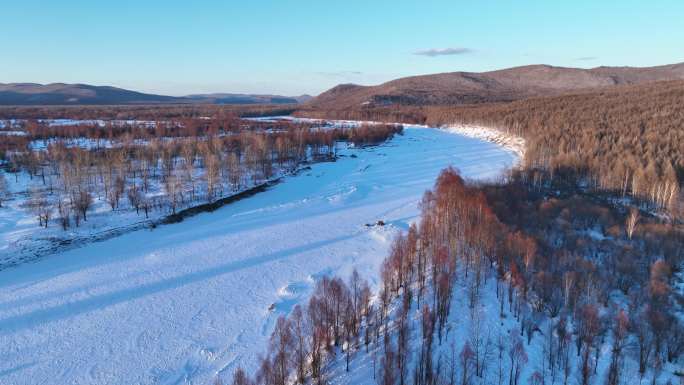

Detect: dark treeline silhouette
0,104,296,120
232,168,683,385
297,80,684,214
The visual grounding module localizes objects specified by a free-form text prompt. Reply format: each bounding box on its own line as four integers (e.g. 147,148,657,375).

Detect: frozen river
0,126,517,385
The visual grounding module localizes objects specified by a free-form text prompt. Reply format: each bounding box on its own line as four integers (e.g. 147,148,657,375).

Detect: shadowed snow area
0,126,516,385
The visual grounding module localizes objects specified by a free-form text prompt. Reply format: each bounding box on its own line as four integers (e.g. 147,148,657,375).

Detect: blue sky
2,0,683,96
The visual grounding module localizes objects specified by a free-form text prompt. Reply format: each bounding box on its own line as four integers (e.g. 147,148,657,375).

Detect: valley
2,5,684,383
0,126,517,385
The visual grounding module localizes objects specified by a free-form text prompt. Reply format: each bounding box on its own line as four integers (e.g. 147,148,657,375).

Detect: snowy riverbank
444,123,526,160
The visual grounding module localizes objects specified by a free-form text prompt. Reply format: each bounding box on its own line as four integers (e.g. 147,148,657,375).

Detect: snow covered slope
0,127,517,385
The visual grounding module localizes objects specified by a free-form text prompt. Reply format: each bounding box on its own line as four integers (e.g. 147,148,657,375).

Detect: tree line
1,116,315,155
1,122,402,230
0,104,296,121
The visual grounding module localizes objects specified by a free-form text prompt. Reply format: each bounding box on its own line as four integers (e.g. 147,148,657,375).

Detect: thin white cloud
575,56,598,61
414,47,473,57
315,71,363,78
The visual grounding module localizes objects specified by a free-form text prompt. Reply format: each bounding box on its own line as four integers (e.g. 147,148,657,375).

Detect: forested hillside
234,167,684,385
297,80,684,216
305,63,684,110
0,83,307,106
247,77,684,385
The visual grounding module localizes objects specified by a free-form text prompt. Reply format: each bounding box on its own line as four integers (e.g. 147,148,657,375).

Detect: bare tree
29,188,51,228
141,195,151,219
576,303,600,385
227,152,242,191
396,293,410,385
106,175,125,210
0,172,9,207
606,310,629,385
416,305,435,385
205,152,220,202
164,173,182,214
290,305,309,384
57,197,71,230
73,190,93,222
625,207,640,239
270,315,294,385
508,333,527,385
231,367,252,385
496,332,506,385
460,342,475,385
380,340,398,385
181,143,197,201
127,184,143,215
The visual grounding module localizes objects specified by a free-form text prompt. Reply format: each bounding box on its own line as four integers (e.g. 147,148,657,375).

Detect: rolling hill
306,62,684,109
186,93,312,105
0,83,308,105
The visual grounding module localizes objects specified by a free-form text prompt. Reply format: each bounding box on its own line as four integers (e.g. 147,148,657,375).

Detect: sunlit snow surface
0,127,516,385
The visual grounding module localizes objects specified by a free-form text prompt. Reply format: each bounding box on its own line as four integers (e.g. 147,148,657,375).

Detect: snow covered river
0,126,517,385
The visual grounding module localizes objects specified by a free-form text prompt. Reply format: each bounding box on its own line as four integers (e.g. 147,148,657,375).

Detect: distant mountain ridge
307,62,684,109
5,62,683,107
0,83,309,105
187,93,313,105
